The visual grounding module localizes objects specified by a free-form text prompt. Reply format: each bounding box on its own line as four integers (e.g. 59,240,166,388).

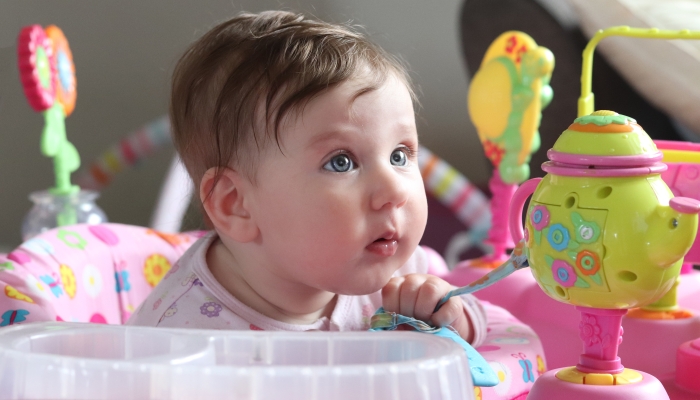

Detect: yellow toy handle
579,26,700,117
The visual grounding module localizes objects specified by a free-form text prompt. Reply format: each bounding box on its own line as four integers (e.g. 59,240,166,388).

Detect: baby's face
246,74,428,295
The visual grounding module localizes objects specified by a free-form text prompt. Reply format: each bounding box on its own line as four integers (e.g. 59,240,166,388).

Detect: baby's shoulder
126,255,201,326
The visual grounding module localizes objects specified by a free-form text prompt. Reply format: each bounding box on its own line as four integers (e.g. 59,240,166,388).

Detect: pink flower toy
17,24,106,239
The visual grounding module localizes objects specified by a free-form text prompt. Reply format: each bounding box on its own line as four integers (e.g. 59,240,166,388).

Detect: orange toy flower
45,25,76,116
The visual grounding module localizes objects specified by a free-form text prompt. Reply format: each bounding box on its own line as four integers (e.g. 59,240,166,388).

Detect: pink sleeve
461,294,487,347
402,247,488,347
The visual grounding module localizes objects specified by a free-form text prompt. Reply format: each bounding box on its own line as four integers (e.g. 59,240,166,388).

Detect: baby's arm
381,247,487,346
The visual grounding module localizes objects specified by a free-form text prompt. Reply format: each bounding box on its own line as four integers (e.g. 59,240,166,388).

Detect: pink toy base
674,338,700,396
528,369,669,400
660,374,700,400
618,312,700,378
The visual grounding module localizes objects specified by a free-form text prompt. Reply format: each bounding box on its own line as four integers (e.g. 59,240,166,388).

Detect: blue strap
368,246,532,387
369,307,499,387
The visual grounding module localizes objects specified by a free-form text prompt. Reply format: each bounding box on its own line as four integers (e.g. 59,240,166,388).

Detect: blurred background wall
0,0,486,248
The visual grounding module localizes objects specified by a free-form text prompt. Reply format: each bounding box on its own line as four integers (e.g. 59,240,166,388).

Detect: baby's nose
370,170,409,210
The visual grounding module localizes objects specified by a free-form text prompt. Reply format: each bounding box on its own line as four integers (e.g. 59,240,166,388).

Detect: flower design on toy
17,24,88,235
575,251,600,276
546,224,569,252
551,260,576,288
579,315,601,346
530,206,550,231
572,212,600,243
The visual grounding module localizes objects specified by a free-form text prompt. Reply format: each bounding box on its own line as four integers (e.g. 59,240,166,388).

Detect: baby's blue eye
324,154,354,172
390,149,407,166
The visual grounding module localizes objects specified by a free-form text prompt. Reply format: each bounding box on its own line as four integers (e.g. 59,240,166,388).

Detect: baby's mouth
366,235,398,257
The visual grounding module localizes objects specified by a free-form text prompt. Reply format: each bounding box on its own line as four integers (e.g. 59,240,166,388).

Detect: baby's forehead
256,71,413,151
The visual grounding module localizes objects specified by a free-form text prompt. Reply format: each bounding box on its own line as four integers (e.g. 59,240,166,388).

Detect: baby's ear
200,167,259,243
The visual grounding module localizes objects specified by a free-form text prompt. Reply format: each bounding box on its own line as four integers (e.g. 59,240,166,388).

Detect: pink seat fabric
0,224,202,326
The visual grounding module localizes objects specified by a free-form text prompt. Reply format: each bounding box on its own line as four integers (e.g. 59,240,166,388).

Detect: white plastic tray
0,322,474,400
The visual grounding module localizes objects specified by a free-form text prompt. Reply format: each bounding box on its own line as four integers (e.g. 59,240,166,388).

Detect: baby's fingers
432,297,473,342
414,277,451,322
398,274,429,317
381,276,405,314
431,297,463,327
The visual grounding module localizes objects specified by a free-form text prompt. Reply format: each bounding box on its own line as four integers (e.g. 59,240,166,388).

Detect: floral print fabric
0,224,201,325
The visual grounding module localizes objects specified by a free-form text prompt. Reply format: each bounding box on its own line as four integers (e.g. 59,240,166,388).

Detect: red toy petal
17,25,56,112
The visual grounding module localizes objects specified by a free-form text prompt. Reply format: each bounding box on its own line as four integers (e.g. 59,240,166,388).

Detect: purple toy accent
575,307,625,375
541,161,667,177
547,149,663,167
509,178,542,244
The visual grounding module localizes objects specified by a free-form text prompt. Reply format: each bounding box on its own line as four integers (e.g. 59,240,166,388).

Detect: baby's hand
381,274,474,343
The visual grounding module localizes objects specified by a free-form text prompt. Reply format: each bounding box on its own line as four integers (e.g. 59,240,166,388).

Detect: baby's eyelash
399,145,417,159
327,149,355,161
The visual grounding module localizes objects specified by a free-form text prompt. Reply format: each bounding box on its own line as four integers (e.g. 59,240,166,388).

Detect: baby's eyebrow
306,129,355,149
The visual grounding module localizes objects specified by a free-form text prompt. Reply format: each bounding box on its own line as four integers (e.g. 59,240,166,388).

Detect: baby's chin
325,275,394,296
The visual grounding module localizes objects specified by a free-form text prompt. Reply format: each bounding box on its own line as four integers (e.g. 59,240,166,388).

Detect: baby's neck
207,237,338,325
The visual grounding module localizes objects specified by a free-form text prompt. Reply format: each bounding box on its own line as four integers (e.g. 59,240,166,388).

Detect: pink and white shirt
127,233,487,346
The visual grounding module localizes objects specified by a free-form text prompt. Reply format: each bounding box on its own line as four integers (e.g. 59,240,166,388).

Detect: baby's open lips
366,231,399,256
371,231,397,243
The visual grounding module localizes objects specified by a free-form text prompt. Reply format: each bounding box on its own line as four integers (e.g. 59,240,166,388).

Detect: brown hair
170,10,414,196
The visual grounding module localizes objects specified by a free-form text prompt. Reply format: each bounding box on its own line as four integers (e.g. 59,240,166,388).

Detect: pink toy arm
485,172,517,255
509,178,542,243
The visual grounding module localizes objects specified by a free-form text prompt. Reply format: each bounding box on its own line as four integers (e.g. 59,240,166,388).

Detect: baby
128,10,486,346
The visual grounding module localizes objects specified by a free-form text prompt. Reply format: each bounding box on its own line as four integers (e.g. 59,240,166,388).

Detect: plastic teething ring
17,25,56,112
45,25,76,116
